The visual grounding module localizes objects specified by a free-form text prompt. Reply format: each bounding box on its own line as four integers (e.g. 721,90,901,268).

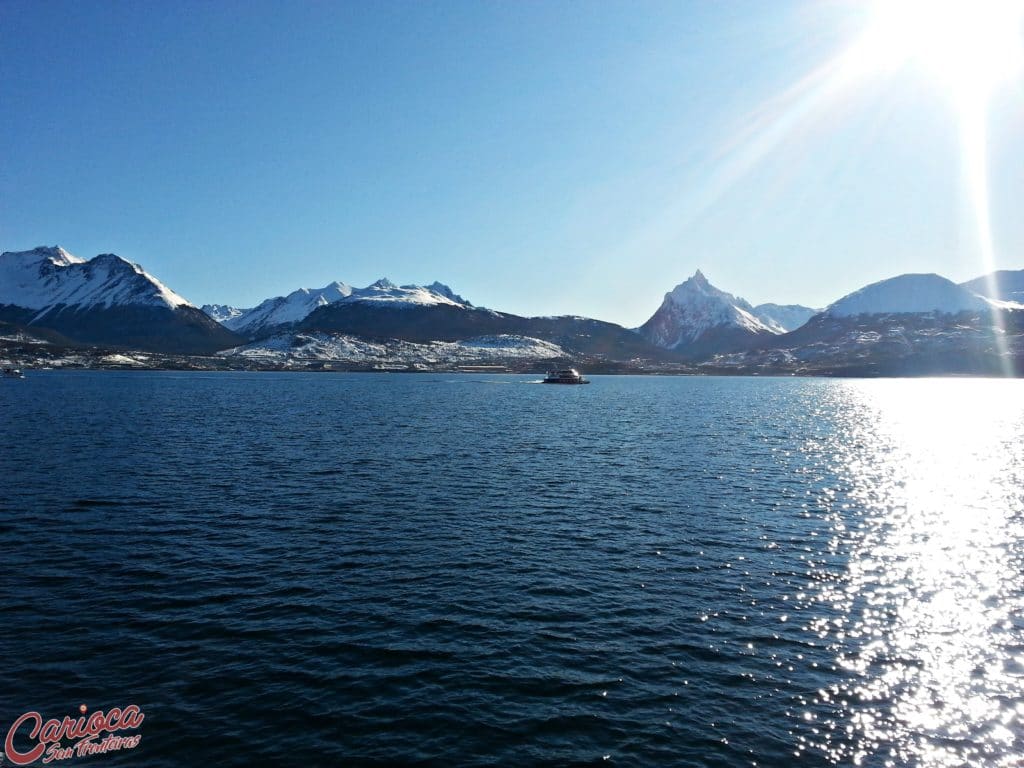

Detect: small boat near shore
542,368,589,384
2,367,26,379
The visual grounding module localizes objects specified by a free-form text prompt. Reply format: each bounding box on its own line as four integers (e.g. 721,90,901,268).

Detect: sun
845,0,1024,102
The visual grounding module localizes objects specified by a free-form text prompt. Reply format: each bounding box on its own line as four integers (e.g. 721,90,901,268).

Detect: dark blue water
2,372,1022,766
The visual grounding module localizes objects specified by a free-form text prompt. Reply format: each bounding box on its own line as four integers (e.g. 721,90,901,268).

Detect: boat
542,368,589,384
2,367,26,379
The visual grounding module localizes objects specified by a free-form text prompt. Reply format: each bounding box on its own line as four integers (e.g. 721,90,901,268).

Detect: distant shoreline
7,362,1020,380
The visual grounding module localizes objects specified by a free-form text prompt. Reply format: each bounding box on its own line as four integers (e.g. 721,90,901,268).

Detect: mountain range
0,247,240,353
697,272,1023,376
1,244,1022,375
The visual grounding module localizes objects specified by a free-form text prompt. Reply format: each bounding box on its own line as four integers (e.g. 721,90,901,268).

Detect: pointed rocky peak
425,281,472,307
221,280,356,334
325,280,353,292
369,278,397,290
639,270,777,352
202,304,246,324
319,281,353,301
666,270,751,309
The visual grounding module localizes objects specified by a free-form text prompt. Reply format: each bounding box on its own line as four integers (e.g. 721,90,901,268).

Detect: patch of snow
220,332,565,364
100,353,146,366
0,332,51,345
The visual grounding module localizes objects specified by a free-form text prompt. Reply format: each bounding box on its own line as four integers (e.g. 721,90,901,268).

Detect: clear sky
2,0,1022,324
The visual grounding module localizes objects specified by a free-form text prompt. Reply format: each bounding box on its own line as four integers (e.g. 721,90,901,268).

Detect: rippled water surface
1,372,1022,766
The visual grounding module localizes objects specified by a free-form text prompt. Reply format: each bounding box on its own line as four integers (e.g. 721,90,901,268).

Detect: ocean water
1,372,1022,767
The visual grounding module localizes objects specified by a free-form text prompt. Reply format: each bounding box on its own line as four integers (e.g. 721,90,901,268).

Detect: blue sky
2,0,1022,324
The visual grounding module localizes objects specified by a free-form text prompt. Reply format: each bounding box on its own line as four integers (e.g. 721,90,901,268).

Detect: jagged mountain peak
0,246,191,311
214,277,475,337
287,281,353,302
667,269,727,301
349,279,472,309
201,303,246,324
422,281,472,307
0,245,240,353
216,280,355,335
640,270,776,353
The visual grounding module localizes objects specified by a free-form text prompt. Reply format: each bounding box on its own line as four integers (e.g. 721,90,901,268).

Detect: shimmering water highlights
1,373,1021,766
806,381,1024,767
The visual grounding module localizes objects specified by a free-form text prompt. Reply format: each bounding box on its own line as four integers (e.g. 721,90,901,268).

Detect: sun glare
847,0,1024,100
835,0,1024,375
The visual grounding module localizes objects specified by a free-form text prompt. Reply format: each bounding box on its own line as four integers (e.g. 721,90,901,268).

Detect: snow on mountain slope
222,281,353,335
961,269,1024,304
825,274,993,317
219,278,475,338
348,279,471,309
201,303,247,324
420,282,473,307
221,332,564,365
751,303,817,333
0,246,242,353
0,246,191,318
638,270,777,351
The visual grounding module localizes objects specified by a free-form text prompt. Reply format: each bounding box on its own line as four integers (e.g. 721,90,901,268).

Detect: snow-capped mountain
961,270,1024,305
637,270,780,357
751,303,817,333
208,278,475,339
824,273,994,317
212,281,354,337
0,246,240,353
703,272,1023,375
344,278,472,309
200,303,246,324
706,313,1023,377
0,246,189,314
423,281,472,306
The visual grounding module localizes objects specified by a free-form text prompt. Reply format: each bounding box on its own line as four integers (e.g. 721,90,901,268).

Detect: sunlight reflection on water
812,379,1024,767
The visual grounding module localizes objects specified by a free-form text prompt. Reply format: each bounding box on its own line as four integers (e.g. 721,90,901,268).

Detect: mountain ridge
0,246,241,353
3,244,1022,374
